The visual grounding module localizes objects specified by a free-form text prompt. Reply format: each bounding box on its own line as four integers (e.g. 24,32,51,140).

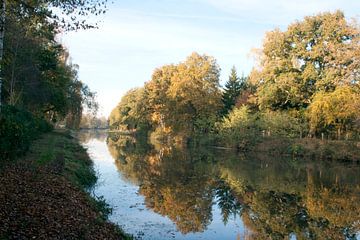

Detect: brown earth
0,132,129,240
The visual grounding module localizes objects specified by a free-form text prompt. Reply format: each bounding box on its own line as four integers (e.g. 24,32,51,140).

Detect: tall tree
148,52,222,135
221,66,246,115
251,11,360,111
0,0,108,110
1,3,97,128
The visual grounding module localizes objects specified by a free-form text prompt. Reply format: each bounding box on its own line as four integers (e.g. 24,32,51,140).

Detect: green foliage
218,106,308,147
2,3,98,129
109,87,149,132
0,105,52,162
59,138,98,189
218,106,259,148
221,66,247,116
288,144,305,157
252,11,360,111
90,195,113,221
307,86,360,138
258,110,308,138
7,0,108,32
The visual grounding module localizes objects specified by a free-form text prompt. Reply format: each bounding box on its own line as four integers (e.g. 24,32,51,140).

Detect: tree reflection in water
107,133,360,239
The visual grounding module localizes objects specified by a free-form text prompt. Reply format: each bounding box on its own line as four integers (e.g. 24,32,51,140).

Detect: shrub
0,105,53,161
218,106,260,148
258,110,308,138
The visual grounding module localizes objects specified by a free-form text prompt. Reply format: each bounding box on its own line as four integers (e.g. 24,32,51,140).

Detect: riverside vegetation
109,11,360,161
0,0,131,239
0,4,360,240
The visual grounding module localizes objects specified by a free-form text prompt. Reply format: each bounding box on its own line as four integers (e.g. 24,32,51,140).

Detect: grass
0,130,133,240
26,130,98,188
254,136,360,162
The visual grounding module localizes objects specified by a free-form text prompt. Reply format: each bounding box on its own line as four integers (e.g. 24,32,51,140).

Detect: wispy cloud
199,0,360,24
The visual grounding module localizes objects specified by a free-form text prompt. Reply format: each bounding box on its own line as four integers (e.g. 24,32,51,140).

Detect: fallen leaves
0,133,126,240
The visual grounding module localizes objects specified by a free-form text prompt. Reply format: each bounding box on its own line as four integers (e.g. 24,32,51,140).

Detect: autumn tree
144,65,177,133
251,11,360,111
147,52,223,136
109,87,149,132
307,86,360,138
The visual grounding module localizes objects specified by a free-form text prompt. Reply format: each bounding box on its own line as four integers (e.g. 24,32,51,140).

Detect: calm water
77,130,360,240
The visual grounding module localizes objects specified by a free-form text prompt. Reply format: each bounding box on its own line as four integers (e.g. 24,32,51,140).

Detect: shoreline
0,130,132,239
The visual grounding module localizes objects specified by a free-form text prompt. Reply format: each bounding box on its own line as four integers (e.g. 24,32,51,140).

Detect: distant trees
109,88,148,132
149,52,222,135
79,114,108,129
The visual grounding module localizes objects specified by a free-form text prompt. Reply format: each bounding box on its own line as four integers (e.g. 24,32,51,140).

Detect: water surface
77,130,360,240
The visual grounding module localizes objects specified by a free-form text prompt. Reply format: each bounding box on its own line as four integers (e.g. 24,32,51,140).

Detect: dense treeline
110,11,360,146
79,114,108,129
0,0,105,161
2,1,98,128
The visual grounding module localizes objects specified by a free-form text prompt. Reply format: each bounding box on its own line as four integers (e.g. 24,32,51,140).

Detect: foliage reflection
107,133,360,238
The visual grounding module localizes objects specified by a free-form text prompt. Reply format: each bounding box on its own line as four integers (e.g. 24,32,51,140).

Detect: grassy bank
0,130,132,240
254,137,360,162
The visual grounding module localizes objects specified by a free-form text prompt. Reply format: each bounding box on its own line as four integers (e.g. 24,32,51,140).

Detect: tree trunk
0,0,5,109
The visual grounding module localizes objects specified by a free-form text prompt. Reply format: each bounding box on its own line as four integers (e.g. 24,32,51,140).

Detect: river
77,130,360,240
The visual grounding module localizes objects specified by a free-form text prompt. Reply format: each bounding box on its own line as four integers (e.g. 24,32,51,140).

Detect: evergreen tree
221,66,246,116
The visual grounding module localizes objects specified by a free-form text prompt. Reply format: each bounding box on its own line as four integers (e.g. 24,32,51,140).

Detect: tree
307,86,360,138
221,66,246,116
147,52,223,136
109,87,149,132
2,6,97,128
144,65,176,133
251,11,360,111
110,53,223,138
0,0,108,109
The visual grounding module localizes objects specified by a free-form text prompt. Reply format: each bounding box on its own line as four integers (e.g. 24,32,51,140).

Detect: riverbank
112,129,360,162
249,137,360,162
0,130,131,239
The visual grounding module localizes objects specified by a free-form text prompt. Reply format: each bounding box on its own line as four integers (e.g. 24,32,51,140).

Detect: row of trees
79,114,108,129
109,52,223,137
109,11,360,142
0,0,106,129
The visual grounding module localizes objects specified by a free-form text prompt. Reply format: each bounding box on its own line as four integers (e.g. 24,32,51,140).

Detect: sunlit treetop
251,10,360,110
9,0,109,31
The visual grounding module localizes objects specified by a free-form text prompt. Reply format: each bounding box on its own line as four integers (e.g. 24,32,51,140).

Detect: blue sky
61,0,360,117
